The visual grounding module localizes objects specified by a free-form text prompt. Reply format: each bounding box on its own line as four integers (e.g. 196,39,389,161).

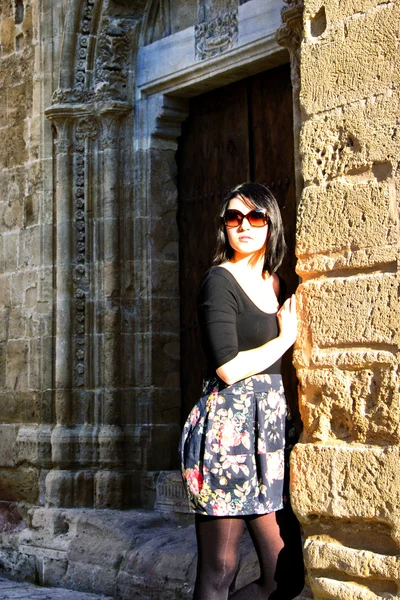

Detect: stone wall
0,0,51,504
292,0,400,597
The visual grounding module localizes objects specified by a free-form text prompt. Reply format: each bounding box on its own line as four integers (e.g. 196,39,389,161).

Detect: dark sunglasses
223,208,269,228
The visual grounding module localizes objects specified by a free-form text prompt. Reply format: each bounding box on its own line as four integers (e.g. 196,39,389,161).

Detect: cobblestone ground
0,577,114,599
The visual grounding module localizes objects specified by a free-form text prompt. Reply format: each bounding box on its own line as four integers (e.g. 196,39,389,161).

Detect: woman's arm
216,295,297,385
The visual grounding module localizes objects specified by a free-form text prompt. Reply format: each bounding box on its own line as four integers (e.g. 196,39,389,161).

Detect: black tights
193,504,304,600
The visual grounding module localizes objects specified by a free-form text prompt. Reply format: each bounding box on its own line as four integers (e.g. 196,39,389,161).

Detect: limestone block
0,122,27,169
94,470,123,509
123,424,147,470
0,17,16,55
0,345,6,389
0,185,23,232
23,193,39,227
304,540,399,591
149,213,179,261
9,306,26,339
7,83,29,125
10,270,37,307
291,444,400,540
305,0,398,29
0,424,18,466
151,259,179,297
6,339,29,390
296,275,399,365
311,577,397,599
300,92,400,185
22,6,33,46
0,90,6,127
0,391,40,423
0,274,10,306
2,231,18,272
0,309,9,342
45,470,74,508
301,4,400,114
18,225,41,268
297,366,400,444
296,180,397,258
16,425,52,467
296,245,399,276
0,467,39,503
151,333,180,387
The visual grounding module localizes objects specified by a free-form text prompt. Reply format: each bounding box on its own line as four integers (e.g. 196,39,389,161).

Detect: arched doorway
177,63,298,424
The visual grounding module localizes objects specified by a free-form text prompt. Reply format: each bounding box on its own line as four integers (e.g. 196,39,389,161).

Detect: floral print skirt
180,374,296,517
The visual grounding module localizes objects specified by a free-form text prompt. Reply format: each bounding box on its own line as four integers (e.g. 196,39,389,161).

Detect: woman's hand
277,294,297,347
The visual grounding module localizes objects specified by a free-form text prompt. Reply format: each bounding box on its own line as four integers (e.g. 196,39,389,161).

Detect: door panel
177,80,250,420
177,64,298,424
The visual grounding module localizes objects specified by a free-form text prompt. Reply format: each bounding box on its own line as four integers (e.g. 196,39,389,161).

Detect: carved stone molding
152,95,189,142
276,0,304,78
195,10,239,61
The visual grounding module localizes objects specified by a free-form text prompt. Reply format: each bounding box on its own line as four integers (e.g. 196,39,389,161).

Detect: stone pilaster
287,1,400,598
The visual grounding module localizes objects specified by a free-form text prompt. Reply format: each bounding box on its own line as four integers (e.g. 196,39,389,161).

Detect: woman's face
225,195,269,259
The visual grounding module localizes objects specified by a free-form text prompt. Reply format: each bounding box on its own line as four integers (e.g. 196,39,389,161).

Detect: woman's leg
229,504,304,599
193,514,245,600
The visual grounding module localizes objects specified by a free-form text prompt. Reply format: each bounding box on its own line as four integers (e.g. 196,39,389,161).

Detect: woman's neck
228,251,266,278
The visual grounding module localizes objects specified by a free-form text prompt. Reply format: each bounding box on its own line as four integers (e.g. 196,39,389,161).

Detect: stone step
0,576,114,599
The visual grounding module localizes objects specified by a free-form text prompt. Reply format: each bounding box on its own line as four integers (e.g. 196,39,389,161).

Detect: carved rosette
73,117,99,387
74,0,95,94
195,10,239,61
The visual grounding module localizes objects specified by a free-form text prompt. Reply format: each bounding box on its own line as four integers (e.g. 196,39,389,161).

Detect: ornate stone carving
195,10,238,61
276,0,304,72
73,0,96,95
73,117,99,387
95,20,131,101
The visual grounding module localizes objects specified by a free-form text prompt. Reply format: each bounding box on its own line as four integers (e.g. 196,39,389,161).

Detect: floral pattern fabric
180,374,296,517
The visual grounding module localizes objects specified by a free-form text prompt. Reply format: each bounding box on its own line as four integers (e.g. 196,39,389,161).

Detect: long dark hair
213,182,287,274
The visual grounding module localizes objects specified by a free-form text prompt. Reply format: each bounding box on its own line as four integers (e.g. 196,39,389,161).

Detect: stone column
45,112,77,506
44,99,132,508
94,107,130,508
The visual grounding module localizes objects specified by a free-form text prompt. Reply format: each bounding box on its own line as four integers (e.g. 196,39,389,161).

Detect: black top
197,267,283,376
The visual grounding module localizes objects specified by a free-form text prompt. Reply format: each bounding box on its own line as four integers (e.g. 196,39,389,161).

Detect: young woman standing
181,183,304,599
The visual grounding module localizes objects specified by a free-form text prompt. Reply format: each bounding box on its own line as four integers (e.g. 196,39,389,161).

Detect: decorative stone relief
73,118,99,387
95,19,131,101
74,0,96,92
195,10,238,61
276,0,304,78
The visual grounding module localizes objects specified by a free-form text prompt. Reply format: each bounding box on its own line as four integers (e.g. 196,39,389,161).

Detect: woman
180,183,304,599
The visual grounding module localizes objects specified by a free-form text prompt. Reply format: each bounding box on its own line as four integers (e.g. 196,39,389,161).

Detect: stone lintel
137,0,287,98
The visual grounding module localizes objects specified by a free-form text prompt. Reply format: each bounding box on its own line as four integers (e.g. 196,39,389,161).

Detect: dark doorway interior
177,63,299,427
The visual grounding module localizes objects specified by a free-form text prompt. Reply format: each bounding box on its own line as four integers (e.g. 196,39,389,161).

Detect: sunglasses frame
222,208,269,229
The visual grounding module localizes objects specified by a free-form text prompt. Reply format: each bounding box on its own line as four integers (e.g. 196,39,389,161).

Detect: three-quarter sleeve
197,269,239,370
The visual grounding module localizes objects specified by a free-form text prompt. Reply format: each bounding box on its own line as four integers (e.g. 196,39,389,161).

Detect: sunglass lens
248,210,268,227
224,210,240,227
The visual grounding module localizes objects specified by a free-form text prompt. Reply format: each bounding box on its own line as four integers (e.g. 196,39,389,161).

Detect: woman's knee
197,549,238,590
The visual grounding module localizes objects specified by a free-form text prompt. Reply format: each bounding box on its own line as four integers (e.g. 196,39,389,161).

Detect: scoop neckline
213,266,279,316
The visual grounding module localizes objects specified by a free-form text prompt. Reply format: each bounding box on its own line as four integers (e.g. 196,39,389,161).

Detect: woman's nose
239,216,251,230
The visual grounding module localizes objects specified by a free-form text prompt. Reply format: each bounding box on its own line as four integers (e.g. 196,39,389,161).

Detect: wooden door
177,64,298,423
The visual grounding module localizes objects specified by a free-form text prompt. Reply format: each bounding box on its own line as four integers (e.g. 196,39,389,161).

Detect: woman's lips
238,236,253,241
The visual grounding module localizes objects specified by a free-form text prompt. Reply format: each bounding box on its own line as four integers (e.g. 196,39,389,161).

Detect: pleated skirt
180,374,296,517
